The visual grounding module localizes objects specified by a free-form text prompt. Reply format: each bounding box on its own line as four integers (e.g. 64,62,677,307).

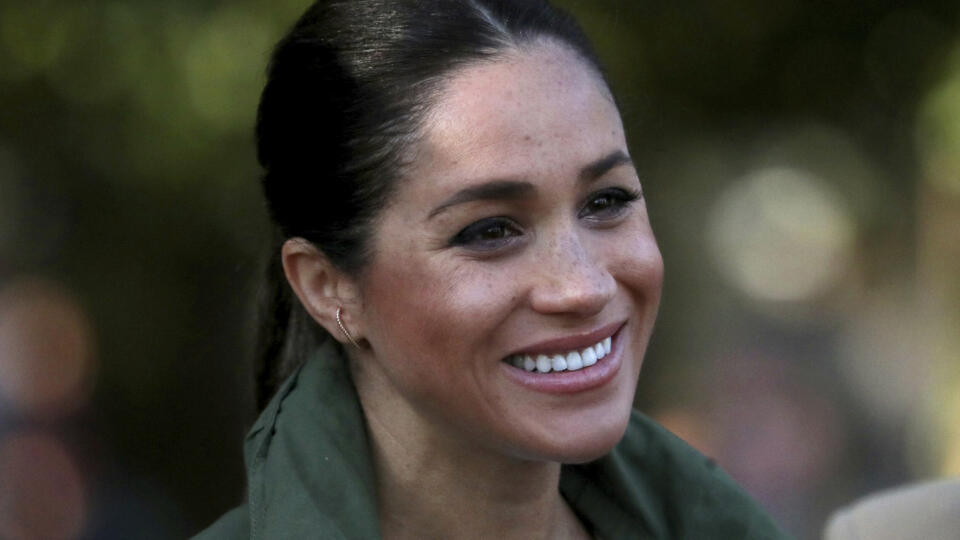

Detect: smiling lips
505,336,613,374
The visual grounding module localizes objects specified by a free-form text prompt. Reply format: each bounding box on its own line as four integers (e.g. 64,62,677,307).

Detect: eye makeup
447,184,642,253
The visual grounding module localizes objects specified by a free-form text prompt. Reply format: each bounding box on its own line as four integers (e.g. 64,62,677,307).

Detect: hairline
349,37,616,283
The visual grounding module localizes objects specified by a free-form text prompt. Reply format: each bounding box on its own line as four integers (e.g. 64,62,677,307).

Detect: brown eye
578,187,641,221
450,217,523,251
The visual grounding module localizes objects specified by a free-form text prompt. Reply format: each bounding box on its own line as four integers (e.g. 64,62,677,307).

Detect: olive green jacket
194,342,787,539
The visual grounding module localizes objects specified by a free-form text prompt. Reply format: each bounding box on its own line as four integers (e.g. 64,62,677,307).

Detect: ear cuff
336,306,361,348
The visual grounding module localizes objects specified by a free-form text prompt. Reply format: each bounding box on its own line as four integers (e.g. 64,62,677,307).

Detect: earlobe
280,238,363,346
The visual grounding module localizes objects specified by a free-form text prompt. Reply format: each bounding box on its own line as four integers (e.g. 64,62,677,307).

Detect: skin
283,42,663,539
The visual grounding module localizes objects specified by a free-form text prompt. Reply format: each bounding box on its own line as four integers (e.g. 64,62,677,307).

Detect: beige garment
823,477,960,540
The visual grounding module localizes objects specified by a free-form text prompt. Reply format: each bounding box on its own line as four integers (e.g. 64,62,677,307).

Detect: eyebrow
580,150,633,183
427,150,633,220
427,180,534,219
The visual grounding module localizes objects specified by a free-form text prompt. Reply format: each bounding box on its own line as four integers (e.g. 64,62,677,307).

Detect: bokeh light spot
183,7,273,132
0,3,68,80
917,41,960,196
0,430,87,540
0,278,96,417
708,166,856,303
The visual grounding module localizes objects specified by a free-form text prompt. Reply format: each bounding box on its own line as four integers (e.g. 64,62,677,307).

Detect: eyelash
578,187,642,221
449,187,642,252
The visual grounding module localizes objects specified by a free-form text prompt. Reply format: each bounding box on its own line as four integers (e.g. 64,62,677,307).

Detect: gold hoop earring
336,306,361,348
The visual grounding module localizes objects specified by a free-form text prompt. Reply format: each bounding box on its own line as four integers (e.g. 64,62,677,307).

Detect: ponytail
253,0,607,409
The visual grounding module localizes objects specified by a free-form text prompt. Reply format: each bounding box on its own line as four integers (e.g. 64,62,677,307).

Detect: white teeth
523,355,535,372
565,351,583,370
551,354,567,371
581,347,597,367
535,355,551,373
506,334,614,373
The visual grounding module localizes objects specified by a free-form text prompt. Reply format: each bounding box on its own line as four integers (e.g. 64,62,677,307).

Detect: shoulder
609,411,788,538
191,505,250,540
824,477,960,540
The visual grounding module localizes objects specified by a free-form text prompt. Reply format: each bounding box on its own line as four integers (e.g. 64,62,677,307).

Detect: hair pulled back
255,0,607,410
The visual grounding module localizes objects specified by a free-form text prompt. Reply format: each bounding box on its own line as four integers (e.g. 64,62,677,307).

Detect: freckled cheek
362,259,517,383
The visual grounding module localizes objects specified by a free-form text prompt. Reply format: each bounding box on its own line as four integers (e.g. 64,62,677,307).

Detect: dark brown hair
255,0,607,410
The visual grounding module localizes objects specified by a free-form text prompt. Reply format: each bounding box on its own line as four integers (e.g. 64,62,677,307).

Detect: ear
281,238,363,347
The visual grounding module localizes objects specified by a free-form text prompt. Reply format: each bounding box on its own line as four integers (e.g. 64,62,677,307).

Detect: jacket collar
242,341,658,539
244,341,380,539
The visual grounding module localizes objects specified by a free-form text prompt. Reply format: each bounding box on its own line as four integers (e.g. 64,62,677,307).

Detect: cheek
360,254,516,381
606,227,664,302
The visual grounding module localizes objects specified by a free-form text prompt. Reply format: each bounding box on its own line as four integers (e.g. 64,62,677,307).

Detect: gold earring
336,306,361,348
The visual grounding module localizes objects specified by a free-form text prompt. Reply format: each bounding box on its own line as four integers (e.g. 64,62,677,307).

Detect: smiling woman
193,1,785,539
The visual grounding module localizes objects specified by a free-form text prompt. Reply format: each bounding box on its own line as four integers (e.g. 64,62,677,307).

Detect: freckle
523,135,531,141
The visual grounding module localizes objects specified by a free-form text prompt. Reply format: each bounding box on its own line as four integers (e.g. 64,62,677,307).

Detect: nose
528,230,616,317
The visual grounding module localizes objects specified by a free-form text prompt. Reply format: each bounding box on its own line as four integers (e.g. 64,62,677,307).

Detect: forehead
405,42,625,193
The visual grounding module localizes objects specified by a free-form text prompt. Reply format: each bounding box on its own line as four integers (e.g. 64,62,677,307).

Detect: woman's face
352,43,663,463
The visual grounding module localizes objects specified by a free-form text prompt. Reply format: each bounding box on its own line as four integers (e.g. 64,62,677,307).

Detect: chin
535,372,640,464
560,415,632,464
518,402,634,465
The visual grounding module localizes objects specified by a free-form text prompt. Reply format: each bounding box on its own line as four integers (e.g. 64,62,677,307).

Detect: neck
349,350,590,540
362,408,588,540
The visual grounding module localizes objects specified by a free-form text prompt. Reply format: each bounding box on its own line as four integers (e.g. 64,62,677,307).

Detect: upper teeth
507,336,612,374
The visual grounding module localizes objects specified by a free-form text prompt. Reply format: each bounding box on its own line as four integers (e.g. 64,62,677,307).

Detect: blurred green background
1,0,958,538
